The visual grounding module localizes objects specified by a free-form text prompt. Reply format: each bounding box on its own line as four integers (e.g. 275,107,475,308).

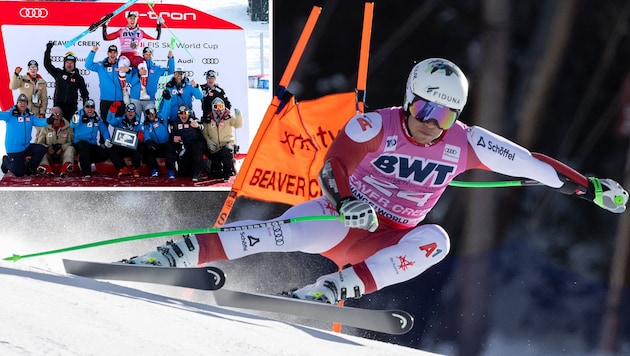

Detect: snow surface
0,261,444,355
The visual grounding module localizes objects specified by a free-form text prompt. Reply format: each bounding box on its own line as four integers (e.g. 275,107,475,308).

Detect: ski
62,259,226,290
212,289,414,335
193,178,226,187
64,0,141,48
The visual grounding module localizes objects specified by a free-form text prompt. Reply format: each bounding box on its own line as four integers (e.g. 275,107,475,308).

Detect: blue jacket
141,119,170,144
107,112,143,132
71,109,110,145
159,77,203,122
85,51,124,102
128,57,175,100
0,106,48,153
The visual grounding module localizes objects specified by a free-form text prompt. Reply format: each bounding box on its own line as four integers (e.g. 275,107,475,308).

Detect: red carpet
0,173,234,189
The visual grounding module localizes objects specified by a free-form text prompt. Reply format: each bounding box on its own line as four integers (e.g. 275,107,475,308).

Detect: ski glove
103,139,113,149
338,198,378,232
588,178,628,213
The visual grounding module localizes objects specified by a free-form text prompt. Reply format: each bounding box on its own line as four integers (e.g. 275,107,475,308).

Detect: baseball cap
16,94,28,102
143,47,154,55
174,66,185,73
27,60,38,67
177,105,188,113
84,99,96,107
126,103,136,112
127,11,138,18
107,45,118,52
205,70,217,78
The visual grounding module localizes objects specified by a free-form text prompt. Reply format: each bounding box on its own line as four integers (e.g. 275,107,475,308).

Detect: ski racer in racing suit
126,58,628,304
102,10,162,103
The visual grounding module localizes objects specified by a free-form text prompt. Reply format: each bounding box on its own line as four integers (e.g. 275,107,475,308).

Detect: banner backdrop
0,1,252,151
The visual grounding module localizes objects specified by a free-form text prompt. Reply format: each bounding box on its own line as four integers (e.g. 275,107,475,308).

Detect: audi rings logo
202,58,220,65
19,8,49,18
272,225,285,246
46,82,56,89
50,56,66,62
78,69,90,76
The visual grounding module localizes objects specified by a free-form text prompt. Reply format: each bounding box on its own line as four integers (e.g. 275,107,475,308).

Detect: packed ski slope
0,261,443,355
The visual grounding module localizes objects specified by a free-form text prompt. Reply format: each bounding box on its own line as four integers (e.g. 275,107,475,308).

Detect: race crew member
201,97,242,181
0,94,48,177
126,47,175,116
10,59,48,119
102,10,162,103
106,103,144,178
122,58,628,305
200,69,232,121
140,104,176,178
35,106,76,177
71,99,112,178
44,42,90,120
159,66,202,123
85,44,125,123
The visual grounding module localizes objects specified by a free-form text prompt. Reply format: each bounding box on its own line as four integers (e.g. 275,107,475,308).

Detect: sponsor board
0,1,253,153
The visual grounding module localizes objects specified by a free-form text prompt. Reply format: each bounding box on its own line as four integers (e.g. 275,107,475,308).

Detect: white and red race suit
196,107,576,294
104,26,158,68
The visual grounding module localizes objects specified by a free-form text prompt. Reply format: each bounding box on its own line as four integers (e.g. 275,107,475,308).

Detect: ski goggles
408,97,459,130
213,102,225,111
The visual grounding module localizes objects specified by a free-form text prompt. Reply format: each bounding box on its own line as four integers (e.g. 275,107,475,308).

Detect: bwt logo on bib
19,8,49,18
372,154,456,185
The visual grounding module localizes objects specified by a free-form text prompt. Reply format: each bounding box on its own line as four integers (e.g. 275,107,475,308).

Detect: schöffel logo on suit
202,58,220,65
19,8,49,18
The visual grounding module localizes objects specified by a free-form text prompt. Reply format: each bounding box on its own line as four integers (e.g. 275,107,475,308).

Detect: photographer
35,106,76,177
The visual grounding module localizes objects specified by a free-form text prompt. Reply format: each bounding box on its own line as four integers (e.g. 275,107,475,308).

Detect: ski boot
124,234,200,267
139,88,151,101
291,266,365,304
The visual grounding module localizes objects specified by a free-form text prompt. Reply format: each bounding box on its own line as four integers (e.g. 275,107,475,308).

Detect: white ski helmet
403,58,469,112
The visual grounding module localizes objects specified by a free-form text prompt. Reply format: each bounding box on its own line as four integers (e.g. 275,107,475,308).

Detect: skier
102,10,162,103
125,58,628,304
